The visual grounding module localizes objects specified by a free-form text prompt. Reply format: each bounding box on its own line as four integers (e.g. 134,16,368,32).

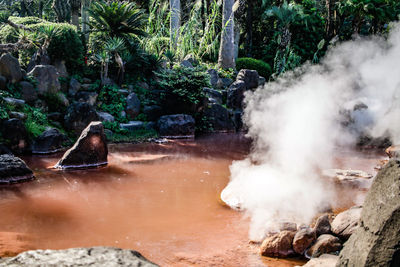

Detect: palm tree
69,0,81,28
170,0,181,51
88,1,146,43
218,0,235,69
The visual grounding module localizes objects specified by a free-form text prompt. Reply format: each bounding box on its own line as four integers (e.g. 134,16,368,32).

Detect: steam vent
55,121,108,169
337,160,400,266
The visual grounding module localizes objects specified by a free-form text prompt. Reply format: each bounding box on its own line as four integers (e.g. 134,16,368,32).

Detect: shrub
236,58,272,79
0,16,84,71
155,66,209,115
97,84,127,122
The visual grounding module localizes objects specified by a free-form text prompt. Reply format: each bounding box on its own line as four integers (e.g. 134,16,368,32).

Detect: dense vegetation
0,0,398,148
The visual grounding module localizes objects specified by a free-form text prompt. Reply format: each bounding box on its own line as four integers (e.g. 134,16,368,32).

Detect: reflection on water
0,134,386,266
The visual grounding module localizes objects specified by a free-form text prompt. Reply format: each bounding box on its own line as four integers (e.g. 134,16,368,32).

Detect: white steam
222,23,400,241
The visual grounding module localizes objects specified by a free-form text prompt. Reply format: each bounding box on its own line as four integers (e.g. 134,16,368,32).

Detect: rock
75,91,98,106
279,222,298,232
323,169,373,188
157,114,195,138
331,206,362,240
307,234,342,258
236,69,259,89
3,97,25,107
260,231,296,258
137,81,149,91
203,87,223,104
293,227,316,255
97,112,115,123
0,119,30,154
143,105,163,121
0,154,34,184
337,160,400,267
0,53,22,83
120,121,145,132
56,92,69,107
53,59,68,78
0,75,6,90
0,247,158,267
126,92,141,119
207,69,219,88
104,129,113,139
69,77,81,96
216,77,233,89
9,112,27,120
232,110,243,131
386,145,400,159
146,122,156,130
203,103,235,132
81,83,93,91
82,78,92,84
64,103,100,136
118,89,129,96
55,122,107,169
183,54,198,66
28,65,60,96
297,254,338,267
20,81,37,104
32,128,67,154
314,214,332,236
259,76,266,87
180,60,194,68
47,112,63,122
227,81,246,110
0,144,12,155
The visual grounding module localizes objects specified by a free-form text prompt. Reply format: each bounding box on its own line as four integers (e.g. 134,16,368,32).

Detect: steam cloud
222,23,400,241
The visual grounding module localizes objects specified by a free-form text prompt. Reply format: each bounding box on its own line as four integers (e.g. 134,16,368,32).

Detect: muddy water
0,134,387,266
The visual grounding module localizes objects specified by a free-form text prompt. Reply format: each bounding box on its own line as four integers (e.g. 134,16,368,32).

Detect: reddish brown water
0,134,387,266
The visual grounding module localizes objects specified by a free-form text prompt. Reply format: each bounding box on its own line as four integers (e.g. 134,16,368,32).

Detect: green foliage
97,84,127,122
106,127,159,143
217,68,235,80
41,92,67,113
236,58,272,78
155,66,209,115
23,106,49,138
0,17,84,70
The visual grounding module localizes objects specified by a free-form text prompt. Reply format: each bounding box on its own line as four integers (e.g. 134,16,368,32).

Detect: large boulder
227,81,247,110
32,128,67,154
120,121,145,132
64,103,100,135
28,65,60,95
331,206,362,240
0,247,158,267
19,81,37,104
55,122,108,169
386,145,400,159
97,112,115,123
0,53,22,83
203,87,223,104
207,69,219,88
337,160,400,267
75,91,98,106
293,227,316,255
236,69,259,89
307,234,342,258
68,77,82,96
143,105,163,121
298,254,338,267
260,231,296,258
126,92,141,119
203,103,235,132
0,119,30,154
314,214,332,236
0,154,34,184
157,114,195,138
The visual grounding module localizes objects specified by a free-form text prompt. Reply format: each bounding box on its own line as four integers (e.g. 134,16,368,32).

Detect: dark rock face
126,92,141,119
28,65,60,95
207,69,219,88
32,128,67,154
0,75,6,90
55,122,108,169
157,114,195,138
0,144,12,155
0,247,158,267
203,103,235,132
260,231,296,258
120,121,145,132
20,81,37,104
0,119,30,154
314,214,332,236
75,91,98,106
307,234,342,258
0,53,22,83
293,227,316,255
236,69,260,90
0,154,34,184
143,105,163,121
331,206,361,240
203,87,223,104
64,103,100,135
97,112,115,123
227,81,247,110
337,160,400,267
69,77,81,96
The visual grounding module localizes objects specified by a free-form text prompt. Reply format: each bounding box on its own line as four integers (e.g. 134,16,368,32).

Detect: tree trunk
81,0,91,40
53,0,71,23
39,0,44,18
69,0,81,28
218,0,235,69
234,20,240,60
170,0,181,51
245,0,253,57
325,0,336,39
